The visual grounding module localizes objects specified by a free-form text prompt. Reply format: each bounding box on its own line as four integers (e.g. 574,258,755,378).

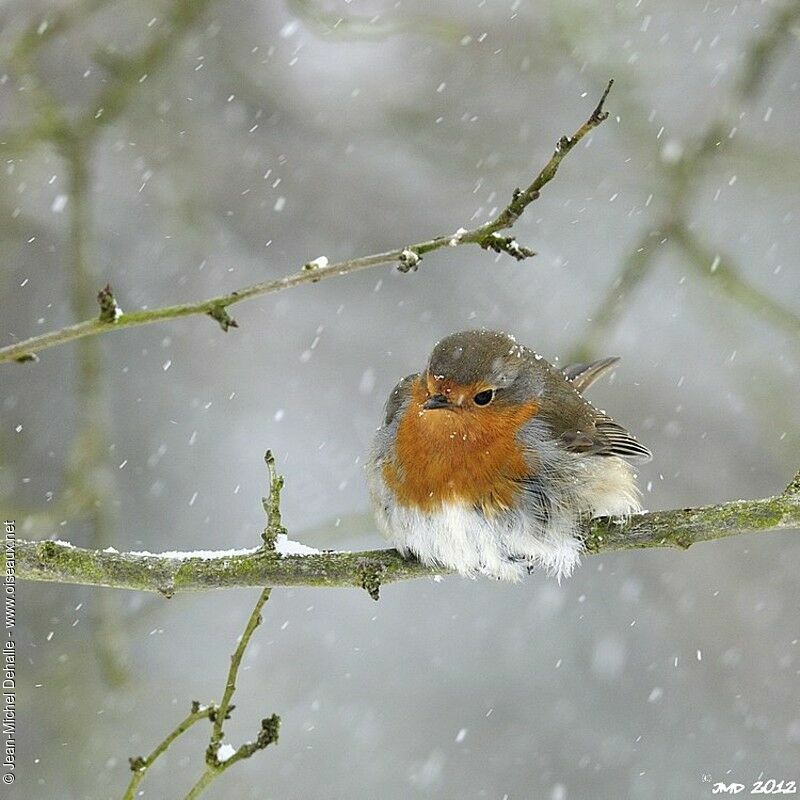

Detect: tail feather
562,356,620,393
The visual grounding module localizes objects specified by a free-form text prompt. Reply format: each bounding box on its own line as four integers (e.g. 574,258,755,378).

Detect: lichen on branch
9,468,799,597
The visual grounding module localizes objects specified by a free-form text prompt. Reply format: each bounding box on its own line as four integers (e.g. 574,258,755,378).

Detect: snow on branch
0,82,613,365
9,466,799,601
122,454,286,799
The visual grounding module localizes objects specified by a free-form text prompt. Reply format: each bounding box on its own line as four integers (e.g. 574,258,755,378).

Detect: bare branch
119,589,280,799
0,82,614,365
120,453,287,798
182,465,284,797
123,703,213,800
481,234,537,261
261,451,287,548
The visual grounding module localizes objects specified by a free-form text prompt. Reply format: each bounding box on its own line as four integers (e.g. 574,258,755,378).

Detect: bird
366,330,652,581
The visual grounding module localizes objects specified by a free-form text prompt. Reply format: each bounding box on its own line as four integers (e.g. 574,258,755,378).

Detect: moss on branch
9,471,798,595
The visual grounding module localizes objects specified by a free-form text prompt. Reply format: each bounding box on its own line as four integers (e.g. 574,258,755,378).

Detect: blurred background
1,0,799,798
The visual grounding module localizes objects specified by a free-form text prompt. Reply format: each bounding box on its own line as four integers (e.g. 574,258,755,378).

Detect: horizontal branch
0,82,613,365
8,469,798,597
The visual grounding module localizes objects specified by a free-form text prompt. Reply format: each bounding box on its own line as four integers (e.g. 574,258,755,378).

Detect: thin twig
0,82,614,365
261,450,287,547
123,703,213,800
183,455,286,797
183,588,278,798
209,589,274,757
119,456,283,799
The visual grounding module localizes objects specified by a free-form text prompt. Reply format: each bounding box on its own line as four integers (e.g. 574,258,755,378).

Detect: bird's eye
473,389,495,407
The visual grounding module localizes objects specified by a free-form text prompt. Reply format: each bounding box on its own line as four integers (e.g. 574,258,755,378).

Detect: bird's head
421,330,538,413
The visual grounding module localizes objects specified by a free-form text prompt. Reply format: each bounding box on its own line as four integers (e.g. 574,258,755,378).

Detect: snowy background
1,0,799,798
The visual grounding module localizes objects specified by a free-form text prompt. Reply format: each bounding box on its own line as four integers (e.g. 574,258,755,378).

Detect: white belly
367,451,640,582
380,501,583,582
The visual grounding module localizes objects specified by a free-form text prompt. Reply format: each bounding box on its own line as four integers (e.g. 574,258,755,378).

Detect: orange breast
383,377,539,513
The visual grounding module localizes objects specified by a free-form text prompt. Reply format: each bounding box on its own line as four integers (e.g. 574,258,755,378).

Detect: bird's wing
535,365,653,463
558,414,653,462
383,373,418,425
561,356,620,393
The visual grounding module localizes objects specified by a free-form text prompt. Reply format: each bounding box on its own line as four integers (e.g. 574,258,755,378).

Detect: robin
367,330,652,581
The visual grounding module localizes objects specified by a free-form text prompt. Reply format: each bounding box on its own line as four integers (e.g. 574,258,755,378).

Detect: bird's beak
423,394,451,410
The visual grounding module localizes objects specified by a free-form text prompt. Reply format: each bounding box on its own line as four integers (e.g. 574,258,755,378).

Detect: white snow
217,743,236,762
274,533,320,556
448,226,469,246
130,545,262,559
279,20,299,38
358,368,376,395
399,248,420,269
51,194,68,213
55,534,320,561
129,535,319,560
